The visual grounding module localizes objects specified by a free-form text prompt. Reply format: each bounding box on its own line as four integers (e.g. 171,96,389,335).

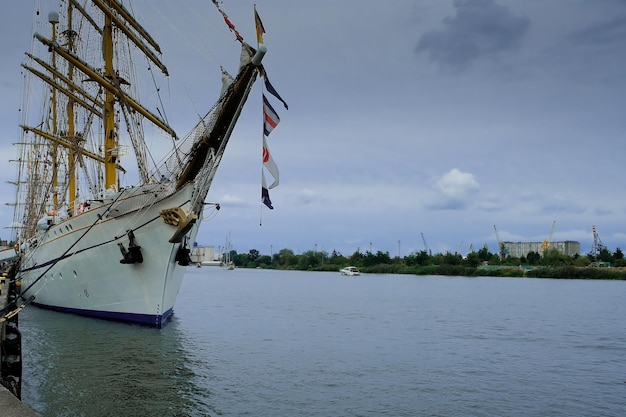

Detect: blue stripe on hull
32,302,173,328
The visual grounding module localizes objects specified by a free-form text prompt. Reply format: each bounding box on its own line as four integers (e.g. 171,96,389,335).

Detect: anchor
118,230,143,264
175,238,192,266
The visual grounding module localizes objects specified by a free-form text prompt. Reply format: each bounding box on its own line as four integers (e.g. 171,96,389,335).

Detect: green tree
274,248,297,268
256,255,272,268
572,255,591,267
540,248,571,266
348,250,364,267
297,250,321,270
526,251,541,265
431,253,445,265
596,248,614,264
405,250,430,267
464,252,480,268
248,249,260,263
230,250,244,266
328,250,347,266
361,250,391,267
613,257,626,267
442,252,462,265
488,253,502,265
477,245,492,262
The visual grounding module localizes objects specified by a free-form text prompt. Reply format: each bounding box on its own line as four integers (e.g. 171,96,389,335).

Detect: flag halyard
256,6,287,211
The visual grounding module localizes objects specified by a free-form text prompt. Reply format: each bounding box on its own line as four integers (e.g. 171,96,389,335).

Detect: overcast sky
1,0,625,257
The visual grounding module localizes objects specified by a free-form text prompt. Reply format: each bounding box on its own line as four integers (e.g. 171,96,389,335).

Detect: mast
50,12,60,209
66,5,78,214
176,45,266,190
102,7,117,191
30,0,177,195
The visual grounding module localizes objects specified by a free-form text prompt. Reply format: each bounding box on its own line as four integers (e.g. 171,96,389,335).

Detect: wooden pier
0,263,38,416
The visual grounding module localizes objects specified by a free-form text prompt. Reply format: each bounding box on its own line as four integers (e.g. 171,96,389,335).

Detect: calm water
20,268,626,416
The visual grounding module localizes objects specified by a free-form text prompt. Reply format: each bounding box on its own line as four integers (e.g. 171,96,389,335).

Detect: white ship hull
19,183,199,327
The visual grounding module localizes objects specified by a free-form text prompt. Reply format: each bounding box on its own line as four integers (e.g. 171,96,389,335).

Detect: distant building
190,244,218,264
502,241,580,258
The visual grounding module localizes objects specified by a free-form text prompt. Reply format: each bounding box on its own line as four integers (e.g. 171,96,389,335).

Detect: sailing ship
11,1,275,327
221,234,235,270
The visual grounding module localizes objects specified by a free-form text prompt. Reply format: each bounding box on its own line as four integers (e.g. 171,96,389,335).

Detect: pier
0,263,38,416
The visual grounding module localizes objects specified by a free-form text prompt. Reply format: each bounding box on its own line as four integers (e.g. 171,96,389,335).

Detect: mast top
48,11,59,24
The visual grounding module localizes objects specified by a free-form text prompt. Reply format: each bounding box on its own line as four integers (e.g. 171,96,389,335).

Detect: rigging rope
211,0,244,44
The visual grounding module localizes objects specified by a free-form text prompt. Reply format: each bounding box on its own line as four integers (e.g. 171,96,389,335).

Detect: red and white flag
262,136,279,189
263,94,280,136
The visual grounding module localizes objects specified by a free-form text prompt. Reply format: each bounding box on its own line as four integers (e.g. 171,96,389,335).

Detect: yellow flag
254,5,265,44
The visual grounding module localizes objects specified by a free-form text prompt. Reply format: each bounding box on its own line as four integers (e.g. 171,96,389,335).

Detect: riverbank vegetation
225,246,626,280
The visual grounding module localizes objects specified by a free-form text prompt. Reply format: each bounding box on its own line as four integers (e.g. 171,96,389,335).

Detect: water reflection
20,307,216,417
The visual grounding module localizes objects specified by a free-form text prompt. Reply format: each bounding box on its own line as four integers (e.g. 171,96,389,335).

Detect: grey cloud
568,15,626,46
416,0,530,71
425,197,468,211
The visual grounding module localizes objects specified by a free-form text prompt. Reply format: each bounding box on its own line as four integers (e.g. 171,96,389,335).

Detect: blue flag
264,74,288,110
261,170,274,209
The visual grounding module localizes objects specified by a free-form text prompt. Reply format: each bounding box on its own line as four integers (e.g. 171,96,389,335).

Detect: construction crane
541,220,556,254
590,225,607,256
420,232,431,256
493,225,507,260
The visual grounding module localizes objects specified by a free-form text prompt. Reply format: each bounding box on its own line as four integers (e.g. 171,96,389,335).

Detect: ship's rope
149,100,222,183
153,0,223,68
111,183,176,236
76,109,100,199
0,296,33,324
150,0,227,147
201,202,221,223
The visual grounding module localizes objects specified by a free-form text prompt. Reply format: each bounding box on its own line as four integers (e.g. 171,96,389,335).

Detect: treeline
224,246,626,280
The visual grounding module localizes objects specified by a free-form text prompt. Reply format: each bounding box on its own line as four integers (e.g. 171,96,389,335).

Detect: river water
19,268,626,416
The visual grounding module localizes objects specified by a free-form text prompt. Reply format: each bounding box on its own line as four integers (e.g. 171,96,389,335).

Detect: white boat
12,1,277,327
340,266,361,276
221,234,235,270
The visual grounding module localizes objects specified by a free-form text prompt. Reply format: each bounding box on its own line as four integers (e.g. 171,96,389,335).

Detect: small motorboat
340,266,361,276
